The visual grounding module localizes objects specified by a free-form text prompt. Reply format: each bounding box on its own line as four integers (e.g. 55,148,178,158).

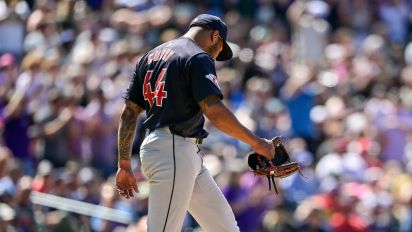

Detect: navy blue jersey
124,37,223,138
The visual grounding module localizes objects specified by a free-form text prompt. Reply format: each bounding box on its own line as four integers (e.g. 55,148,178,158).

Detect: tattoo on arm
198,94,222,113
118,100,144,161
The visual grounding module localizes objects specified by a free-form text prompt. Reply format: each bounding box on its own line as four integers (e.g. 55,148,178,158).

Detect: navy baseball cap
190,14,233,61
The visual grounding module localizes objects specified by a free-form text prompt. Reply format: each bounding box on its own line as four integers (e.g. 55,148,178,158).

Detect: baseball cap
190,14,233,61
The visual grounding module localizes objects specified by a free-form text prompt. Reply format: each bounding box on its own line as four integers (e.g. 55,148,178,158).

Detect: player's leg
188,166,240,232
140,131,202,232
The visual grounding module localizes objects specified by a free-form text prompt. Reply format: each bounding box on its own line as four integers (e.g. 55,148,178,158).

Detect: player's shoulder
188,52,214,64
142,38,204,62
139,38,214,70
185,52,215,72
170,37,213,60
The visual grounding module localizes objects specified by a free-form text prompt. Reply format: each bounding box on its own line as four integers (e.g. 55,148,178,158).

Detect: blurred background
1,0,412,231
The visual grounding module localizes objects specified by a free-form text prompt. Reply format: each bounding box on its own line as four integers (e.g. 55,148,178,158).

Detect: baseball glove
248,137,304,194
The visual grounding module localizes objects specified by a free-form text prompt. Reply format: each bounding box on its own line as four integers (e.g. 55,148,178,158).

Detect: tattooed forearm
198,94,221,113
118,100,144,161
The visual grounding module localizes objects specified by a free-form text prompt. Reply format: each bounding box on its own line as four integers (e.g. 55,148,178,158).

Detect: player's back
128,37,220,138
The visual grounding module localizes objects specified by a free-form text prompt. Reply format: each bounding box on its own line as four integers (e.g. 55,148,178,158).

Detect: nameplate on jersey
147,48,175,65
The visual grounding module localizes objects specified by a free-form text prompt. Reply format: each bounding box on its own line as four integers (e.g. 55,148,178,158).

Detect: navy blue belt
149,127,203,145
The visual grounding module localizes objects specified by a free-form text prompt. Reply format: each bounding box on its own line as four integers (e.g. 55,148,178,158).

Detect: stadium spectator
0,0,411,231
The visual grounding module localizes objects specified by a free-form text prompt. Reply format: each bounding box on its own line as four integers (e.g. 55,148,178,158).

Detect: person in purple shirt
223,171,268,232
1,90,32,174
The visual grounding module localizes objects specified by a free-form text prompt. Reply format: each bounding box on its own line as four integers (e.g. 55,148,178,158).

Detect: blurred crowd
1,0,412,231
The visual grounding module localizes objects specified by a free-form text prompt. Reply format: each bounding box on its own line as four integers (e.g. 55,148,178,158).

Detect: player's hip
143,127,201,148
140,127,202,177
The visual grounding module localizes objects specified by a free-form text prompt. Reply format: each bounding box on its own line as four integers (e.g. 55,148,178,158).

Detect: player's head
188,14,233,61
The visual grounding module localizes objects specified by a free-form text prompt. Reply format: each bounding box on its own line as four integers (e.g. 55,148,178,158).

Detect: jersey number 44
143,68,168,107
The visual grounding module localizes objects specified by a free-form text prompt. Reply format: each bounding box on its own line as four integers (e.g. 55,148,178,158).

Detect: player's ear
212,30,219,44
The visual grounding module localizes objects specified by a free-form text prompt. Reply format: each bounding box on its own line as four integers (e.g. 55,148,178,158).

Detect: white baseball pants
140,127,240,232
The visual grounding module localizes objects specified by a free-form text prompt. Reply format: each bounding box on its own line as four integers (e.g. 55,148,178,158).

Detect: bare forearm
44,120,67,137
200,95,275,160
117,101,143,167
4,90,24,119
210,105,258,146
44,108,72,137
200,96,258,147
287,0,306,25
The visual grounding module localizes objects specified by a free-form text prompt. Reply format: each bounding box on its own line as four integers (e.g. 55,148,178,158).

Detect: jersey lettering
143,70,155,106
147,49,175,64
153,50,161,62
143,68,168,107
160,49,169,61
147,53,153,64
164,49,175,61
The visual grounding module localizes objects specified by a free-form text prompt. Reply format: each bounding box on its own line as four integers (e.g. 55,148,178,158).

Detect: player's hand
252,138,275,160
115,167,138,199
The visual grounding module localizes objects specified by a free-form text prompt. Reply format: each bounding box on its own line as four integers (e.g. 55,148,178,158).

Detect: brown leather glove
248,137,303,194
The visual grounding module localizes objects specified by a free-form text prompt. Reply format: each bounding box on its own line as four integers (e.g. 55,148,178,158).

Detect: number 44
143,68,168,107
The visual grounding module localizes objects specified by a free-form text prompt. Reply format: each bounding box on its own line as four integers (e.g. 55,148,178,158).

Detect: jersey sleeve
123,58,147,109
188,53,223,103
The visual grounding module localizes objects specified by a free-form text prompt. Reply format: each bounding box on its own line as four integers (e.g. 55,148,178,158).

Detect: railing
30,191,134,224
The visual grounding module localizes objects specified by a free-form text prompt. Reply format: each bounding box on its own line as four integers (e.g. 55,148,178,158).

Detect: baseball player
116,14,276,232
